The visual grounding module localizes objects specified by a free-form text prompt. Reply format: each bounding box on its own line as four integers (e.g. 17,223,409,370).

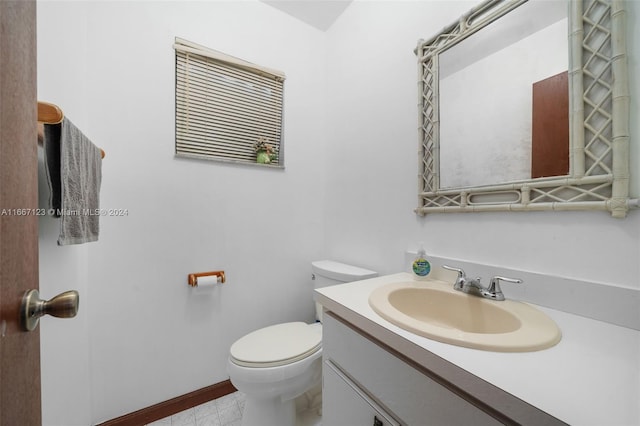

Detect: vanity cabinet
322,312,500,426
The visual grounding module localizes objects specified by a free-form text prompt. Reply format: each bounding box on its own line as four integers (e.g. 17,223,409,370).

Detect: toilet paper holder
188,270,226,287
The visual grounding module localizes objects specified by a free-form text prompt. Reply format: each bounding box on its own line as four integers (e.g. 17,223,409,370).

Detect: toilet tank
311,260,377,321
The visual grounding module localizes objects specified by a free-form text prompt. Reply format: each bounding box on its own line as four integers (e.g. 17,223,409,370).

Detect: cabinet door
324,360,400,426
323,314,501,426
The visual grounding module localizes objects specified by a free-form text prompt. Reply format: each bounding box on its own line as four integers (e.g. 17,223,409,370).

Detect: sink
368,280,561,352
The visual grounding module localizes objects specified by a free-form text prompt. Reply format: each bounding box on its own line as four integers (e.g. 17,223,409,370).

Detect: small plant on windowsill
253,137,279,164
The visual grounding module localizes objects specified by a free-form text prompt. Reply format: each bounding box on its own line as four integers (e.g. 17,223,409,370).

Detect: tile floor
146,391,245,426
146,388,323,426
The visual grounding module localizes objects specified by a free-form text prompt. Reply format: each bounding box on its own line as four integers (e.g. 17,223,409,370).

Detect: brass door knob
20,289,79,331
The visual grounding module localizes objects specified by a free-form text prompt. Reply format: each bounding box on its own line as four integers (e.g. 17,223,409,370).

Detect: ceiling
260,0,353,31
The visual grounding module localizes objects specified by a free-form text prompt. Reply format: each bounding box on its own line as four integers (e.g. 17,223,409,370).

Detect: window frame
174,37,286,168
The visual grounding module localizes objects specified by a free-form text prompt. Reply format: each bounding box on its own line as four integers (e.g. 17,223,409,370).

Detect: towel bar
37,101,106,159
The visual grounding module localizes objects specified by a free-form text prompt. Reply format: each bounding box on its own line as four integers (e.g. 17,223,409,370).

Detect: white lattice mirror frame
415,0,631,217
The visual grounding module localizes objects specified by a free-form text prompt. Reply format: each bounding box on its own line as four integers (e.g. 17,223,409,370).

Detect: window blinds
174,37,285,166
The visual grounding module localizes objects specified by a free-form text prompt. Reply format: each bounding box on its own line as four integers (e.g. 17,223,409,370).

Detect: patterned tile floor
146,391,245,426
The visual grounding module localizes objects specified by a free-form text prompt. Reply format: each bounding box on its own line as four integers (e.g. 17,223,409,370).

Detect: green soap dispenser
412,243,431,280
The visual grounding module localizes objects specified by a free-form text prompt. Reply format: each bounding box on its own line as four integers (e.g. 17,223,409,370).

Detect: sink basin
368,281,561,352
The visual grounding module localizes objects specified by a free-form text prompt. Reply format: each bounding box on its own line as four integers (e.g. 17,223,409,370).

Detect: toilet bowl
228,322,322,426
227,260,377,426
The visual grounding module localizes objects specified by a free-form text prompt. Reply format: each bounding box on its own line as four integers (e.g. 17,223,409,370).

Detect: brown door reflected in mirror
531,71,569,179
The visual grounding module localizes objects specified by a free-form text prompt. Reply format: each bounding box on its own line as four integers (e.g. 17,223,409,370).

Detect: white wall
323,0,640,287
36,0,640,424
38,1,327,424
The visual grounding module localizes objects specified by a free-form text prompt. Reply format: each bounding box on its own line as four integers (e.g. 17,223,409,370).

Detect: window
174,37,285,167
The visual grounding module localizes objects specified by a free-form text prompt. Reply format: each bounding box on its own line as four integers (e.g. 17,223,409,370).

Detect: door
531,71,570,179
0,1,41,425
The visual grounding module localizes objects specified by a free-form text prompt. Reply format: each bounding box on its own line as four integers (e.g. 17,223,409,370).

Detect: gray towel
43,117,102,245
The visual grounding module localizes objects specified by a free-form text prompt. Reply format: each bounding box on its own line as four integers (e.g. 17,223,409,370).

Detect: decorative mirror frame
415,0,630,217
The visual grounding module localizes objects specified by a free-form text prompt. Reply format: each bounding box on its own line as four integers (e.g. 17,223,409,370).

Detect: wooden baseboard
97,380,237,426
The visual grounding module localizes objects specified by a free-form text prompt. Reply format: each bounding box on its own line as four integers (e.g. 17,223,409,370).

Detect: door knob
20,289,79,331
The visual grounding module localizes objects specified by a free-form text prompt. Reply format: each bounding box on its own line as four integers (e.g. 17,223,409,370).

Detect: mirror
415,0,630,217
439,1,568,188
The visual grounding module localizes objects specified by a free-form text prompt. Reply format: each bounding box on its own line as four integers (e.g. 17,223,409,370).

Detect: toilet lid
230,322,322,368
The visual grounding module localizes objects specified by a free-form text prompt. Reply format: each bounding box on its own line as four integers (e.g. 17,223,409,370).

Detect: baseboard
97,380,237,426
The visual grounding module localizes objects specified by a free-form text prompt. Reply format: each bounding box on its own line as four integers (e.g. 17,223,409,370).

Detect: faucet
442,265,522,301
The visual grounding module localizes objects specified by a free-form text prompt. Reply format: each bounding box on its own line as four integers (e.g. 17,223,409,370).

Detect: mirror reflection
438,1,569,189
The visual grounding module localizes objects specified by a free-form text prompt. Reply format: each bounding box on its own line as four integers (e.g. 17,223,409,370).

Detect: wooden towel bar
37,101,106,159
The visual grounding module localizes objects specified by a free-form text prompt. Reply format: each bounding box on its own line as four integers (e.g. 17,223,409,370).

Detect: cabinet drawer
322,313,500,426
324,359,400,426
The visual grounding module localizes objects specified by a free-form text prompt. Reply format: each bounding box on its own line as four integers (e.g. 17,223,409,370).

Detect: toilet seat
230,322,322,368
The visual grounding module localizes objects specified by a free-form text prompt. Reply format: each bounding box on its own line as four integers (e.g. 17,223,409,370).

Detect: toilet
227,260,377,426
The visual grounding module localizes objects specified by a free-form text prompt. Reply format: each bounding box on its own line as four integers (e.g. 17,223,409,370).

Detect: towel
43,117,102,245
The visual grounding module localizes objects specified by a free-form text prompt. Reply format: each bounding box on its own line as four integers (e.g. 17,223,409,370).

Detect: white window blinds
174,37,285,166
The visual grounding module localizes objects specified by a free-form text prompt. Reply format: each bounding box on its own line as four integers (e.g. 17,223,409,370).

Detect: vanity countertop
314,272,640,426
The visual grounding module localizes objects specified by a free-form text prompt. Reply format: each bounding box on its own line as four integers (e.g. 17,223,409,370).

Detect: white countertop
315,272,640,426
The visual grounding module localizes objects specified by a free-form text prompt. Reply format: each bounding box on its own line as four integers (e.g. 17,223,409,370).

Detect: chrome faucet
442,265,522,301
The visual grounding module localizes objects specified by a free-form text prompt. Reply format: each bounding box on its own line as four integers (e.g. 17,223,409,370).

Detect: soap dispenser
412,243,431,280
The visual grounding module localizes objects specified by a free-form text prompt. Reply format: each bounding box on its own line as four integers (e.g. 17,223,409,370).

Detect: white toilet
227,260,377,426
